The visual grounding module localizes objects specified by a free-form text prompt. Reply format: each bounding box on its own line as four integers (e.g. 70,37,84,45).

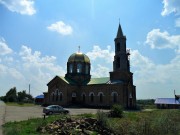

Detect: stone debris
37,117,116,135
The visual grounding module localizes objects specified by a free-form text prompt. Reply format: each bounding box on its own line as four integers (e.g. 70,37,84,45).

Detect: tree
17,90,26,102
17,90,34,103
5,87,17,102
2,87,34,103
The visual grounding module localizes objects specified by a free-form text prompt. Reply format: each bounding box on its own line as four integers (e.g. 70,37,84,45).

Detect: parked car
43,105,69,115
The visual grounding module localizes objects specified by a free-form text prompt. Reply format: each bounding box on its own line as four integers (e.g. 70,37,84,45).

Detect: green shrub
110,104,123,118
96,110,108,127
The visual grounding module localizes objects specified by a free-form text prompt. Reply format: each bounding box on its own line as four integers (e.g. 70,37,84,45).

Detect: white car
43,105,69,115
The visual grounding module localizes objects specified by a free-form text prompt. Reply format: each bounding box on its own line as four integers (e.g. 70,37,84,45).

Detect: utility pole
29,84,30,95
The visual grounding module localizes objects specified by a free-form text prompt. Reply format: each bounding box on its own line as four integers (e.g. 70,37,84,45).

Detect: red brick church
43,24,136,109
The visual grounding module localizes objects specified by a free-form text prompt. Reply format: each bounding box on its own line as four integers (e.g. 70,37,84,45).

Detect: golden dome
68,52,90,64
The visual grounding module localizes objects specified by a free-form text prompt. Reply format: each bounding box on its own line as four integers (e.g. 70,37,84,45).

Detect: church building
43,24,136,109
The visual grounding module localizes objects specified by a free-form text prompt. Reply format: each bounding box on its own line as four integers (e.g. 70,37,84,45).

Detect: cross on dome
78,46,80,53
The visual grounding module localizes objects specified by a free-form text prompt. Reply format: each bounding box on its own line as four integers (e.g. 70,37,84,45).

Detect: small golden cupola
65,48,91,85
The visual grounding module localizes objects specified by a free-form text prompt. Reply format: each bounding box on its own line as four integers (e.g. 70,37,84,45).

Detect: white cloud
0,63,24,80
18,45,66,94
9,68,24,80
145,29,180,53
131,49,180,98
131,50,170,83
19,45,57,64
3,56,13,63
47,21,73,36
91,64,110,77
86,45,114,63
161,0,180,16
175,17,180,27
19,45,65,77
0,37,13,55
131,50,154,70
0,0,36,15
0,41,66,97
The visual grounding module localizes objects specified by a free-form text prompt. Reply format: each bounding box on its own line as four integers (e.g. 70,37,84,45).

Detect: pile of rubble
37,117,115,135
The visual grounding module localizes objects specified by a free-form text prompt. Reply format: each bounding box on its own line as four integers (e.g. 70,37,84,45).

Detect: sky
0,0,180,99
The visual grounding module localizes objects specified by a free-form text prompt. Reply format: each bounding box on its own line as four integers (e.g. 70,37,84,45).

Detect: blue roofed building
155,95,180,109
35,94,44,105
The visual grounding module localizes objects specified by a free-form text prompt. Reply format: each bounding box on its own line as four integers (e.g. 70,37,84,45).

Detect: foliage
137,99,155,105
17,90,33,103
96,110,108,127
150,110,179,135
0,96,5,101
137,99,156,109
110,104,123,118
108,110,180,135
1,87,34,103
3,115,66,135
4,87,17,102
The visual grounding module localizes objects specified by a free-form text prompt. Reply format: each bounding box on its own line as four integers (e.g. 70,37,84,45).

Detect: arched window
89,92,95,103
77,63,82,73
113,93,117,103
98,92,104,103
59,93,63,101
90,94,94,102
81,92,86,102
55,89,58,101
111,92,118,103
69,64,73,73
51,92,55,102
116,43,120,52
83,94,85,102
85,65,89,74
99,93,103,103
117,57,120,68
56,93,58,101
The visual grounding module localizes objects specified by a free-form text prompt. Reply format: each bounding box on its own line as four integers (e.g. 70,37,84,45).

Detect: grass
3,109,180,135
107,109,180,135
3,114,68,135
5,102,36,107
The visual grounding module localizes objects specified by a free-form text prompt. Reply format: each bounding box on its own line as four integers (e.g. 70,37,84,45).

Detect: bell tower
114,24,130,72
110,23,136,109
110,23,131,82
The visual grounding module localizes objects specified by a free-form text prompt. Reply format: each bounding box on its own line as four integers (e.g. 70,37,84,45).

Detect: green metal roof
58,76,109,85
87,77,110,85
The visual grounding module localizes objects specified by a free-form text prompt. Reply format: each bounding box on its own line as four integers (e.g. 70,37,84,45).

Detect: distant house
35,95,44,105
155,95,180,109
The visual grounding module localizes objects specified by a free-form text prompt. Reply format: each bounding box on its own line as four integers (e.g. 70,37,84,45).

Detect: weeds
96,110,108,127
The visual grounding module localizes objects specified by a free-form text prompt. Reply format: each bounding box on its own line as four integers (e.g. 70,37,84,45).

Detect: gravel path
5,105,43,123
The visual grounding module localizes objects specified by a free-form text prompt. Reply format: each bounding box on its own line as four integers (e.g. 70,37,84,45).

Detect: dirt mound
37,117,115,135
